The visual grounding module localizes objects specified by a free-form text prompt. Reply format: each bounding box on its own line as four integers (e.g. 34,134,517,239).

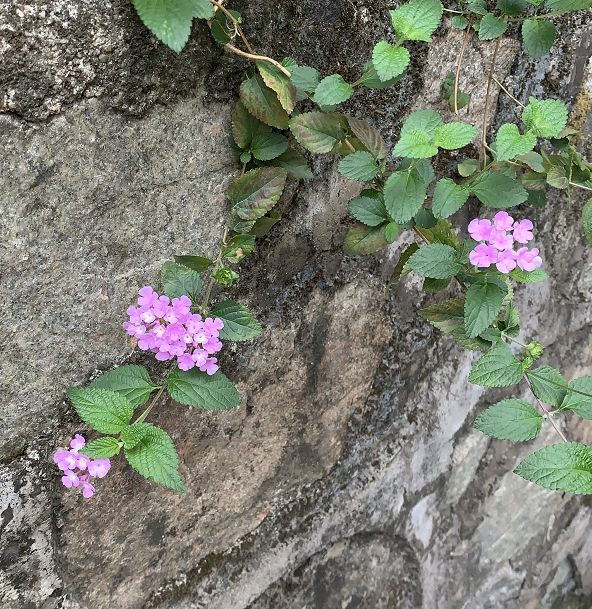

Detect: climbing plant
54,0,592,498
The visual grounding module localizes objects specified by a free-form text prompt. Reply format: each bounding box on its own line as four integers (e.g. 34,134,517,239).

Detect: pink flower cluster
468,212,542,274
53,435,111,499
123,286,223,375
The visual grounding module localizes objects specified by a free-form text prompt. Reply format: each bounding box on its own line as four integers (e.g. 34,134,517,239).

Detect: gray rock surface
1,1,592,608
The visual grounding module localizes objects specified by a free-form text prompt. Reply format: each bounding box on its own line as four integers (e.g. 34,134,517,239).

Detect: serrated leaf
434,122,478,150
390,0,443,42
268,147,313,179
451,15,469,28
338,151,380,182
467,0,489,14
161,261,202,302
231,101,271,149
394,109,443,158
120,423,153,450
132,0,196,53
167,369,240,410
432,178,470,218
468,342,524,387
478,13,508,40
509,267,548,283
289,111,348,154
125,424,185,493
385,222,400,243
192,0,215,19
313,74,354,106
470,172,528,207
256,61,297,114
458,159,480,177
389,243,420,286
372,42,410,81
343,223,389,256
514,443,592,494
359,61,402,90
560,376,592,419
67,387,133,434
522,97,568,139
81,437,121,458
348,193,389,226
417,219,460,249
347,116,387,159
464,282,506,338
526,366,567,407
495,124,537,161
474,399,542,441
289,63,320,93
522,18,556,58
497,0,529,15
174,255,213,273
251,132,289,161
384,169,427,223
517,151,545,173
210,300,262,341
545,0,592,10
240,75,290,129
582,199,592,245
408,243,463,278
91,365,157,408
228,166,287,220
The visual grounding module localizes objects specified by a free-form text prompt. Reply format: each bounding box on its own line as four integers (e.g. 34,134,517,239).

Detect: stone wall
1,2,592,608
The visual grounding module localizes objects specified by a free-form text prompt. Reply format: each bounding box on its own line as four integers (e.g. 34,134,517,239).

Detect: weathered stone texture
1,1,592,608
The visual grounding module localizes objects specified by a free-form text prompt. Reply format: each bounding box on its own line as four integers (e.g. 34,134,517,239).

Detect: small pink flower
469,243,498,268
201,357,219,376
495,249,517,273
70,434,86,451
61,470,80,489
493,211,514,231
468,218,492,242
488,228,514,251
177,353,195,371
512,219,534,244
138,286,158,308
87,459,111,479
516,247,542,271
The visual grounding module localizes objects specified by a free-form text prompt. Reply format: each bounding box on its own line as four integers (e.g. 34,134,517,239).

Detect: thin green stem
200,226,230,313
525,376,568,442
570,181,592,192
504,334,530,350
134,385,166,425
528,370,592,401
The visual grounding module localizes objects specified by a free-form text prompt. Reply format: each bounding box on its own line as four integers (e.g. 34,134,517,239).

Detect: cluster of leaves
450,0,592,59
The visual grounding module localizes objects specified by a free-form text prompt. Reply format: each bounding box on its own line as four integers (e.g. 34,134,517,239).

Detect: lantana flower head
123,287,224,375
467,212,542,274
53,434,111,499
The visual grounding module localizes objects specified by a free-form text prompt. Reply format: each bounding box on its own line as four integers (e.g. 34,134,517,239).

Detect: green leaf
582,199,592,245
231,101,271,149
210,300,262,341
91,365,157,408
371,42,411,81
561,376,592,419
343,223,389,256
478,13,508,40
289,63,320,93
432,178,470,218
348,193,389,226
390,0,443,42
522,18,556,58
222,234,255,262
470,172,528,208
250,132,289,161
517,151,545,173
451,15,469,28
408,243,463,279
249,210,282,237
468,342,524,387
546,164,569,189
522,97,568,139
338,151,380,182
464,282,506,338
125,424,185,493
313,74,354,106
383,169,427,223
384,222,400,243
359,61,402,90
166,369,241,410
474,399,543,441
67,387,133,434
402,109,444,136
132,0,196,53
545,0,592,10
418,298,491,351
441,73,471,111
120,423,153,450
466,0,489,14
347,116,387,159
389,243,419,285
458,159,480,177
514,443,592,495
289,111,348,154
494,124,537,161
81,436,121,458
526,366,568,407
434,122,478,150
174,255,213,273
418,219,460,249
240,75,290,129
509,267,548,283
192,0,216,19
497,0,529,15
161,261,202,302
209,14,231,45
270,148,313,179
228,166,287,220
394,109,443,158
256,61,296,114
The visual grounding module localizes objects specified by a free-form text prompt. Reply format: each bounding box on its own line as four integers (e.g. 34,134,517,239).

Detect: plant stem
201,226,230,313
570,181,592,192
525,376,568,442
527,370,592,401
209,0,254,53
492,75,525,109
224,44,291,76
481,38,501,169
454,16,472,114
134,385,166,425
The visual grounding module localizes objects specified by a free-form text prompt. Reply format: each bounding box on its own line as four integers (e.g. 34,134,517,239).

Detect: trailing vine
53,0,592,498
